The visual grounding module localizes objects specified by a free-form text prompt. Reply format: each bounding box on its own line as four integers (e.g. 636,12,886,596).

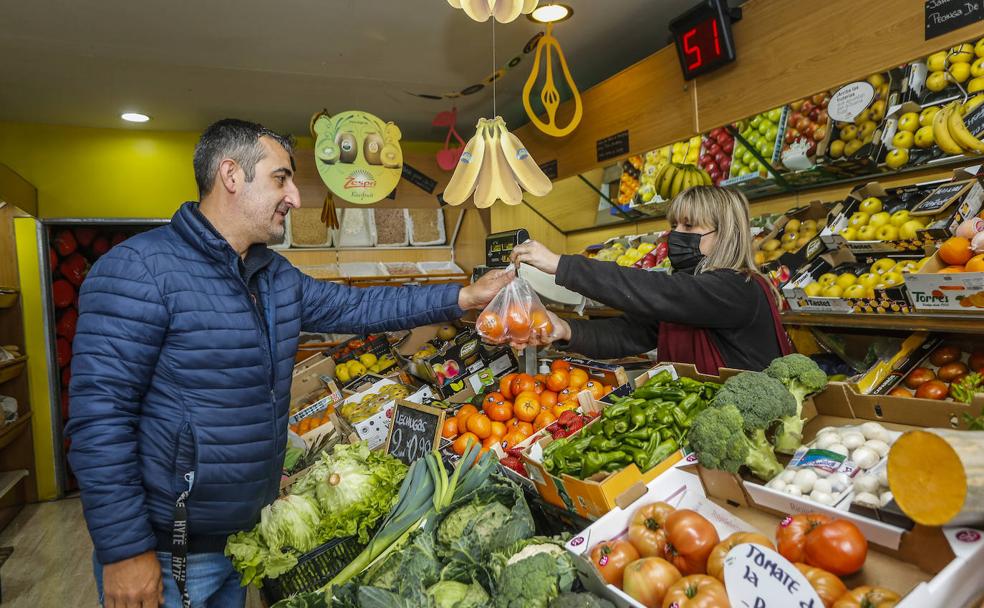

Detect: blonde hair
668,186,760,275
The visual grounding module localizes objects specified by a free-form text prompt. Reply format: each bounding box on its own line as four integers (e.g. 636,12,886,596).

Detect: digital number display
669,0,737,80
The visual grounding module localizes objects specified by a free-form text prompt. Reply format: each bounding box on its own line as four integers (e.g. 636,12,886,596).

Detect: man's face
238,136,301,244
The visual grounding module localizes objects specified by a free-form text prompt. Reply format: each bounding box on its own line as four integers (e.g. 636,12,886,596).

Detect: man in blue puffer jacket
67,119,511,608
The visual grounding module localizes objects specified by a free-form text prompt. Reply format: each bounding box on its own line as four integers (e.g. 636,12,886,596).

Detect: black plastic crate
260,535,367,604
526,490,592,537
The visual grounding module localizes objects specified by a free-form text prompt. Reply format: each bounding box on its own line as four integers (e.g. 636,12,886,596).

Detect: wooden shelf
0,413,30,452
0,356,26,385
0,470,27,501
781,311,984,334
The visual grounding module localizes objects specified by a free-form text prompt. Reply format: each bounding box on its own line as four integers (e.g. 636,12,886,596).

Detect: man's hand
103,550,164,608
508,309,571,350
458,268,514,310
510,240,561,275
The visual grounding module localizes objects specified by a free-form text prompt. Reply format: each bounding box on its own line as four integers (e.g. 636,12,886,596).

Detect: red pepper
52,280,76,309
552,429,569,439
56,337,72,368
74,227,97,247
53,230,77,256
48,247,58,273
92,236,110,257
57,307,78,342
59,253,90,287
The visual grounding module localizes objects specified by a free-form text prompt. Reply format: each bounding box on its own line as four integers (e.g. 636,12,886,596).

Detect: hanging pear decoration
442,117,553,208
446,0,538,23
523,22,582,138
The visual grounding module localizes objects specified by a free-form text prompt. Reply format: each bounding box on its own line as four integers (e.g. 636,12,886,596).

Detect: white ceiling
0,0,704,140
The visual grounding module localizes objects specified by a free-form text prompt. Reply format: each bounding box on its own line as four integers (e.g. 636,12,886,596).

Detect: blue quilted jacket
67,202,463,565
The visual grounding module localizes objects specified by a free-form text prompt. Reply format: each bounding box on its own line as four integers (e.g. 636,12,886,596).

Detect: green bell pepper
582,450,628,477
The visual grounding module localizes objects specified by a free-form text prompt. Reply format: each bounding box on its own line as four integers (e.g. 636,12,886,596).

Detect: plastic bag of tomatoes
475,277,552,343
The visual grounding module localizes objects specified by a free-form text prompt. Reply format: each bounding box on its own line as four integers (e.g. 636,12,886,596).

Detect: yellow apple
848,212,871,228
754,251,766,266
972,57,984,78
858,120,878,141
914,125,935,149
899,219,924,240
858,197,883,214
898,112,920,133
892,130,915,149
867,73,886,88
821,284,845,298
804,282,824,297
844,139,865,156
800,219,817,233
868,212,892,228
858,225,879,240
782,241,799,252
876,224,899,241
785,219,801,233
843,284,868,299
927,51,948,72
919,106,940,127
829,139,846,158
856,108,873,124
762,239,781,252
951,43,975,63
949,62,972,83
857,272,879,287
880,271,905,287
818,273,839,286
885,148,909,169
836,273,858,289
976,37,984,58
870,100,887,122
840,124,859,141
840,226,858,241
894,260,918,274
916,256,933,270
871,258,897,275
782,231,800,244
969,76,984,94
890,210,911,227
926,71,949,92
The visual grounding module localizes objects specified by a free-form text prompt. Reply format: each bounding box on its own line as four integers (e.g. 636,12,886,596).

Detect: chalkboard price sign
965,101,984,139
401,163,439,194
925,0,984,40
597,130,630,162
384,400,445,465
911,181,972,215
539,159,559,180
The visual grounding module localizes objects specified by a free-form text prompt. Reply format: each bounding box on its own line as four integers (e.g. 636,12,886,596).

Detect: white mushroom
810,489,835,505
853,473,880,494
780,469,797,484
828,472,851,493
816,426,840,437
827,443,849,457
860,422,888,442
785,485,803,497
851,446,880,469
793,469,819,494
813,478,833,495
768,478,787,491
854,492,881,508
880,491,894,507
864,439,890,458
814,433,841,450
841,432,866,450
877,468,889,488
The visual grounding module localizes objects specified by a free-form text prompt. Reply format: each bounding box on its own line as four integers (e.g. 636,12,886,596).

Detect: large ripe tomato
662,574,730,608
476,310,505,340
777,514,867,576
622,557,681,607
627,502,675,558
795,563,848,608
513,392,541,422
832,586,901,608
589,539,639,588
500,373,518,400
706,532,774,582
663,509,720,575
547,369,570,392
511,373,536,396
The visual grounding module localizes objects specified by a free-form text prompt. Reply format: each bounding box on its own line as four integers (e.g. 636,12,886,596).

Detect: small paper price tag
724,543,824,608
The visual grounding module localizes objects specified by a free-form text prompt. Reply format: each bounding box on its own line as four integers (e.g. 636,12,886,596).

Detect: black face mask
668,229,715,274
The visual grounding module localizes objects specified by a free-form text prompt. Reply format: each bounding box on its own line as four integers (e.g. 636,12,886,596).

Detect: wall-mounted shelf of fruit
781,310,984,334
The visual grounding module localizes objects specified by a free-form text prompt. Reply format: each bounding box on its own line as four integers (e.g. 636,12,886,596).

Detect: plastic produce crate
260,535,368,604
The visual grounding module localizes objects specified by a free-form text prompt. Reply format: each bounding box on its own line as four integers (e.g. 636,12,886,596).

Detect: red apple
722,140,734,154
790,100,805,111
813,125,827,141
700,153,713,165
709,142,722,156
716,133,730,146
808,108,820,121
796,117,811,132
817,109,828,125
806,142,817,156
785,129,800,144
802,100,816,114
811,93,826,106
803,123,817,138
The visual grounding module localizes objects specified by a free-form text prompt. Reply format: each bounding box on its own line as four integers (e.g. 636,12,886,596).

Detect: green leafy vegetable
426,580,490,608
490,537,576,608
550,592,616,608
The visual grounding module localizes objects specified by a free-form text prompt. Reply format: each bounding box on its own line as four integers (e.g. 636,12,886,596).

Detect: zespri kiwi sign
313,110,404,204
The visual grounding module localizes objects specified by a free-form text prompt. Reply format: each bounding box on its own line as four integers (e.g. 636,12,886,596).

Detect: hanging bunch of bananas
932,98,984,156
651,163,714,201
442,116,553,208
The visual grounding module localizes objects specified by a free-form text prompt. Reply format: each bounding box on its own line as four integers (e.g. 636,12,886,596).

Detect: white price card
828,82,875,123
723,543,824,608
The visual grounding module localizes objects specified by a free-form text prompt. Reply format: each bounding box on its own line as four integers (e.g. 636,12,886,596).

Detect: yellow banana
443,119,487,204
658,164,678,199
698,167,713,186
497,118,553,196
946,103,984,153
474,121,498,208
933,103,965,155
651,163,672,199
670,168,686,198
490,119,524,205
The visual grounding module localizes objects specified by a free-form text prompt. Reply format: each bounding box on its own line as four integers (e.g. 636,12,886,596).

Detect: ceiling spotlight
121,112,150,123
528,3,572,23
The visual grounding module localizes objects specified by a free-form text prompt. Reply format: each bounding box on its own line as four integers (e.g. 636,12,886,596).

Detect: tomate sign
723,543,824,607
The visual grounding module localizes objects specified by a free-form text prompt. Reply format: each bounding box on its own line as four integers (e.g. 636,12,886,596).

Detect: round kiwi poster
312,110,403,204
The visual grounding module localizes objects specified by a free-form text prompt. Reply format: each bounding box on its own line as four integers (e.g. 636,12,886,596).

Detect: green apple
868,212,891,228
859,197,883,214
821,284,845,298
914,125,935,149
919,106,940,127
899,219,925,240
835,273,858,289
818,273,839,286
804,282,824,297
858,225,879,240
927,51,948,72
880,271,905,287
871,258,897,275
840,124,859,141
876,224,899,241
843,284,868,299
767,109,782,123
857,273,879,288
889,210,911,227
840,226,858,241
885,148,909,169
898,112,920,133
848,212,870,228
892,130,915,149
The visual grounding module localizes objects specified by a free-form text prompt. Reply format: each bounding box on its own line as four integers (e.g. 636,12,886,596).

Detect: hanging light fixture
528,2,572,24
446,0,539,24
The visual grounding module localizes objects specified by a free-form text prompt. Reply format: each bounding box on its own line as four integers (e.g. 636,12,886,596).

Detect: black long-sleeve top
554,255,783,372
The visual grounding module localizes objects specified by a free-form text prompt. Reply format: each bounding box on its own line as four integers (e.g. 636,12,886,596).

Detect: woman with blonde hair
510,186,792,373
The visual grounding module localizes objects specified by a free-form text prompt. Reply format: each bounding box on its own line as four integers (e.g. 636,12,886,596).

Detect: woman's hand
510,240,561,275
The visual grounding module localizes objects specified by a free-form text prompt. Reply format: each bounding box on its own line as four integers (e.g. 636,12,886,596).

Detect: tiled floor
0,498,263,607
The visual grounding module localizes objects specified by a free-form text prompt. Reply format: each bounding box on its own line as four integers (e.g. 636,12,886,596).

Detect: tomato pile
892,344,984,403
587,502,896,608
441,360,612,458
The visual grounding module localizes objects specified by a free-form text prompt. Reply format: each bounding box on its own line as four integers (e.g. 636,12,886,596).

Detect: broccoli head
688,404,784,481
712,371,796,437
765,354,828,454
550,593,616,608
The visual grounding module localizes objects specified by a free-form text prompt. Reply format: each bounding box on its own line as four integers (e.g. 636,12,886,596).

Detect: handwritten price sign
723,543,823,608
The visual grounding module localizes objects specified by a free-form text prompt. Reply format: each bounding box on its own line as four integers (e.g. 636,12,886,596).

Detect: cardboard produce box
564,467,984,608
904,251,984,313
289,353,343,426
331,378,433,449
694,381,984,574
782,248,914,314
755,200,832,272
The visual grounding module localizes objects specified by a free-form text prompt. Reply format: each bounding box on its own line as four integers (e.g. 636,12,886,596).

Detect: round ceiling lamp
121,112,150,123
528,3,572,23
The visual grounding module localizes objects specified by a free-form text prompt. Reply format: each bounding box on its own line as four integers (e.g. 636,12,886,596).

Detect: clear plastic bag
475,276,552,343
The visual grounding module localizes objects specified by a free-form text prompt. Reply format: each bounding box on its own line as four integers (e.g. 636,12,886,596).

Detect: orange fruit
505,304,531,340
552,402,578,418
967,254,984,273
515,421,534,438
534,410,557,431
458,404,478,418
506,417,521,428
490,421,507,439
940,236,973,266
512,374,536,396
514,393,541,422
551,360,571,372
569,368,589,390
939,265,966,273
501,430,526,450
535,373,548,384
453,432,479,455
476,310,505,340
530,309,553,333
500,373,518,400
584,380,605,400
466,413,492,439
483,391,504,408
547,369,569,392
487,400,513,422
441,418,459,439
540,390,558,409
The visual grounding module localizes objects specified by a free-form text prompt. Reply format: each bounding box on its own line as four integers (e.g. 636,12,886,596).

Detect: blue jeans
93,551,246,607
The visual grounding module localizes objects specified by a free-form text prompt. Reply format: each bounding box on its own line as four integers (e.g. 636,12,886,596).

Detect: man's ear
218,158,239,193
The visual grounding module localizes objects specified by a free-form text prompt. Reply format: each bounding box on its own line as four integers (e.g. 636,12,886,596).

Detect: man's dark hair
193,119,294,197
